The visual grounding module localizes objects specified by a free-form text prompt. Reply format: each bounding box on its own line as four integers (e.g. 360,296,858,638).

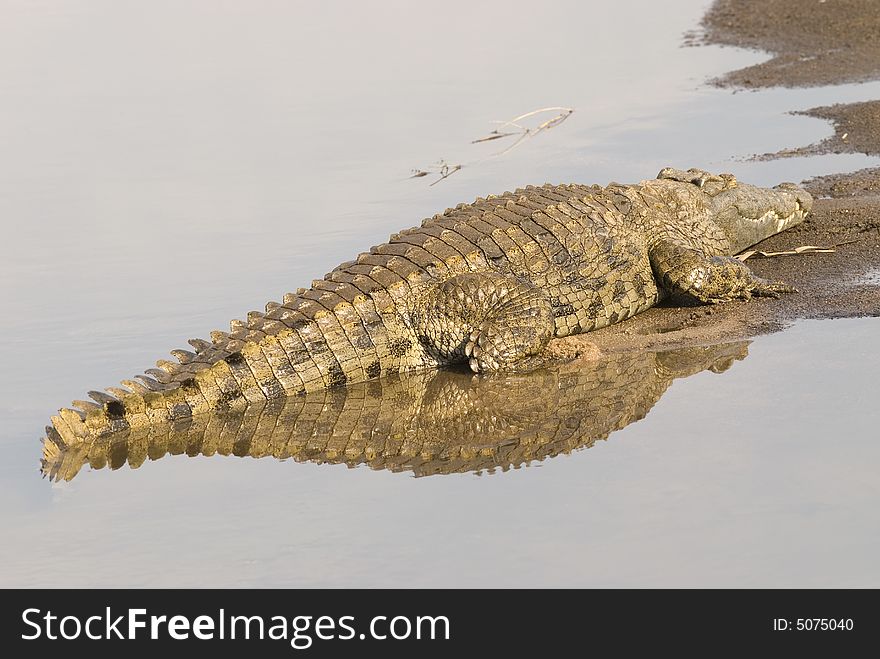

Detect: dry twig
411,106,574,185
429,162,462,186
736,239,858,261
475,107,575,156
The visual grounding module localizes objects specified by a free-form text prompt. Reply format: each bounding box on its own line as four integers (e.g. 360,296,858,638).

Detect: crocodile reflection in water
42,341,748,481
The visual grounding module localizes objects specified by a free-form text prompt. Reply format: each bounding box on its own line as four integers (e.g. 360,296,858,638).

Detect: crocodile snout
774,182,813,214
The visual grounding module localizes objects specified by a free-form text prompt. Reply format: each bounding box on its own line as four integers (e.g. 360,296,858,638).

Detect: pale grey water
1,0,878,587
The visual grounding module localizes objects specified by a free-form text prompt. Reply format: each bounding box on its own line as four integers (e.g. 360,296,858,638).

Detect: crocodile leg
649,239,795,303
409,272,555,373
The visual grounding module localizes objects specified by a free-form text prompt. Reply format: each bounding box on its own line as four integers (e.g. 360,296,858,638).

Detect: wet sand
804,166,880,198
758,100,880,160
701,0,880,89
549,0,880,361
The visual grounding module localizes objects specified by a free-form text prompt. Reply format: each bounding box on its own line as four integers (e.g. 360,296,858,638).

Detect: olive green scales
46,167,812,446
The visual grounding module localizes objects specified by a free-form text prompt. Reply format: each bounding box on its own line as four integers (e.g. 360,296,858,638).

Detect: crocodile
42,341,749,481
45,167,811,447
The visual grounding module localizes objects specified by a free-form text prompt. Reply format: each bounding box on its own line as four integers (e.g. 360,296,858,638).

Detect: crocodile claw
753,279,798,298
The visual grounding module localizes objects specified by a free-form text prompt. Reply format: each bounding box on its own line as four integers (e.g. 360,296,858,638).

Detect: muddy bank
547,0,880,361
702,0,880,161
702,0,880,89
701,0,880,162
803,166,880,198
759,100,880,160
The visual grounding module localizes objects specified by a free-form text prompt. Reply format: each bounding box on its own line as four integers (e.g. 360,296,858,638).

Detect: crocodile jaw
730,204,808,254
713,183,813,254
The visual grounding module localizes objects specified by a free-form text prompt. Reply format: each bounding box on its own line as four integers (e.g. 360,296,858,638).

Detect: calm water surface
1,0,878,587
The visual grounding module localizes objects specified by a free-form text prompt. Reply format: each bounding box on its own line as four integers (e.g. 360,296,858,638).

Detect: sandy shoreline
549,0,880,361
758,100,880,160
702,0,880,159
702,0,880,89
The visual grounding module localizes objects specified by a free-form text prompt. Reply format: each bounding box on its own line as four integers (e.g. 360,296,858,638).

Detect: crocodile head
657,167,813,254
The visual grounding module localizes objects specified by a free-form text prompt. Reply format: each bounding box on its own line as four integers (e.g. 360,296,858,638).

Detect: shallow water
1,0,878,587
6,318,880,587
41,342,751,483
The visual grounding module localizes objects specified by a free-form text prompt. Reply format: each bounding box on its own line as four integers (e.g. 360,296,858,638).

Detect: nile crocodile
45,167,811,447
42,341,749,481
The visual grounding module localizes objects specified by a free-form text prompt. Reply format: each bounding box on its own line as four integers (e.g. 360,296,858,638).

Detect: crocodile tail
46,354,246,450
43,284,409,450
45,296,315,449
